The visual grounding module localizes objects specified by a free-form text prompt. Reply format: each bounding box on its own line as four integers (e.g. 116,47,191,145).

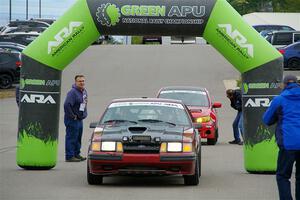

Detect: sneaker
228,140,240,144
66,157,81,162
75,155,87,161
238,141,244,145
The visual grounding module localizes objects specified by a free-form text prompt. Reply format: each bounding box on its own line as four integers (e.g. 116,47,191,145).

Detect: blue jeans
276,149,300,200
232,111,242,142
64,118,83,160
238,114,244,139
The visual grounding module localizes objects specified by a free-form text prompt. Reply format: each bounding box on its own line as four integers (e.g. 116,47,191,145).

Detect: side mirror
212,102,222,108
193,123,202,129
89,122,98,128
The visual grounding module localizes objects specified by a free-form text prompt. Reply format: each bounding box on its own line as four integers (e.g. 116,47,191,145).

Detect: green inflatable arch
17,0,282,172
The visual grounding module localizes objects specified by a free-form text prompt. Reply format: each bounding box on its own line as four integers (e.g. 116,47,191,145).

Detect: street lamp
9,0,11,21
39,0,41,18
26,0,28,19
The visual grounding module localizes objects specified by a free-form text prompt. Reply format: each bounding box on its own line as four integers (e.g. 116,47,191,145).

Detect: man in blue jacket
226,89,243,145
64,75,88,162
263,75,300,200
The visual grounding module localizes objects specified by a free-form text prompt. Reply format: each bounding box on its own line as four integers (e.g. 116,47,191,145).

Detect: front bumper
199,121,216,139
88,152,196,176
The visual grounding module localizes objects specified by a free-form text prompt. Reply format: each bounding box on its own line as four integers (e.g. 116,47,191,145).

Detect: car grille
123,143,160,154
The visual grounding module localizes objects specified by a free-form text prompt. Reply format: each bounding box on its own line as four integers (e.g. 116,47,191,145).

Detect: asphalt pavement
1,45,299,200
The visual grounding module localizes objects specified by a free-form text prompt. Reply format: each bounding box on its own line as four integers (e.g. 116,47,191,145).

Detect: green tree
227,0,300,14
272,0,300,12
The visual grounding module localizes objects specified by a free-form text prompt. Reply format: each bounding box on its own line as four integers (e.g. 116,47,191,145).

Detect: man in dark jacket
263,75,300,200
226,89,243,145
64,75,88,162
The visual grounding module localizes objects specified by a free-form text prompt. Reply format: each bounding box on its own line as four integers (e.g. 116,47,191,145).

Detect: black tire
0,74,13,89
183,155,200,185
287,58,300,70
87,163,103,185
207,129,218,145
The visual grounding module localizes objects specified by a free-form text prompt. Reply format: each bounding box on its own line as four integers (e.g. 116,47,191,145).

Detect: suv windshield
100,102,191,126
158,90,209,107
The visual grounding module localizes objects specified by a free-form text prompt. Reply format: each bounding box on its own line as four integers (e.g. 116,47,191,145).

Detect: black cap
283,75,298,84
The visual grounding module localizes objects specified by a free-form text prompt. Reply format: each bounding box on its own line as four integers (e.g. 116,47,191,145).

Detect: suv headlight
196,116,211,123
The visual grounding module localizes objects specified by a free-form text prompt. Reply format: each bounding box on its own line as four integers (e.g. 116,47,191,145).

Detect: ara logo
21,94,56,104
218,24,254,58
48,21,83,55
245,98,270,107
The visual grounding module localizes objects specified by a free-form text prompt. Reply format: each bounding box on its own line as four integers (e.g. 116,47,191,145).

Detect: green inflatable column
17,0,100,169
203,0,282,172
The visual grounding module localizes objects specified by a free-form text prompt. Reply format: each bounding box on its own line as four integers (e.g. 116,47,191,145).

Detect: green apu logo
20,78,45,89
20,78,60,89
96,3,121,27
243,82,280,94
96,4,206,27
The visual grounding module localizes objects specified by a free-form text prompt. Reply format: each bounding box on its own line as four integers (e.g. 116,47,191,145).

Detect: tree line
227,0,300,15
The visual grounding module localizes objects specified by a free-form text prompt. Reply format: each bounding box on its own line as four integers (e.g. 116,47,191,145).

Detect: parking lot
1,45,300,200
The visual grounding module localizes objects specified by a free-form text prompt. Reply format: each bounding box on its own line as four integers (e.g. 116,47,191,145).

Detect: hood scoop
190,109,202,113
128,126,147,134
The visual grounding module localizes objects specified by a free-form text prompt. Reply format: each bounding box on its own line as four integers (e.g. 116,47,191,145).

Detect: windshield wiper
138,119,176,126
103,119,137,124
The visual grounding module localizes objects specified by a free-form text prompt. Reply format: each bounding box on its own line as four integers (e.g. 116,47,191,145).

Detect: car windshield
100,101,191,126
158,90,209,107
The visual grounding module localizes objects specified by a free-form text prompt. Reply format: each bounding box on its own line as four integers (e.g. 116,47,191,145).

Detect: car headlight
101,141,116,152
196,116,211,123
182,143,193,152
167,142,182,152
91,142,101,151
160,142,193,153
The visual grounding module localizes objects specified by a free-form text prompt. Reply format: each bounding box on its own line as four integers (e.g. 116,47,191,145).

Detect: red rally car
87,98,201,185
157,86,222,145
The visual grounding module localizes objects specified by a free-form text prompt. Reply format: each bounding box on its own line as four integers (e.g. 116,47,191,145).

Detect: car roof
253,24,293,27
3,32,40,35
282,42,300,49
8,20,50,27
0,42,26,48
110,97,184,104
30,18,55,25
159,86,207,92
0,47,20,54
268,30,300,34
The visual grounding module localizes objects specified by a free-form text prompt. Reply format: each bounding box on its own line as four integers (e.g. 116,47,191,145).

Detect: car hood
100,125,185,142
187,106,210,118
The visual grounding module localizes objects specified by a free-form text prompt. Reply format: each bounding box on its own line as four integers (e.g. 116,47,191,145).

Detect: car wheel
198,145,201,177
0,74,13,89
207,129,218,145
183,155,200,186
287,58,300,69
87,162,103,185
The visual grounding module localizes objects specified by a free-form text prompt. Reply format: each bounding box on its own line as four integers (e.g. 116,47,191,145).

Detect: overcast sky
0,0,76,26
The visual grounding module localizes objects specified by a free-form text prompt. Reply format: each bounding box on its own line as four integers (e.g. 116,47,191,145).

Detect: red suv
157,86,222,145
